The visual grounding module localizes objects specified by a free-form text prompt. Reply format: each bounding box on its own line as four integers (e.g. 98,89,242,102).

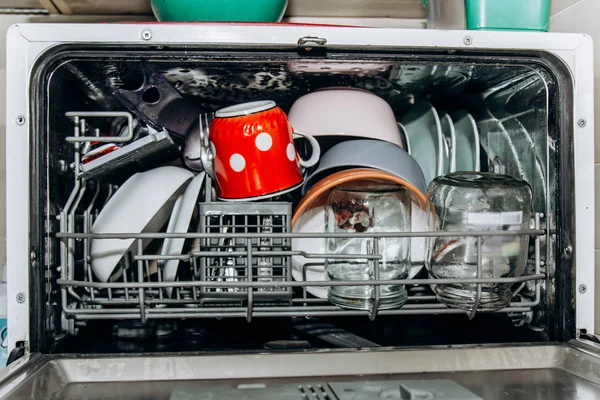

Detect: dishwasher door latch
297,36,327,50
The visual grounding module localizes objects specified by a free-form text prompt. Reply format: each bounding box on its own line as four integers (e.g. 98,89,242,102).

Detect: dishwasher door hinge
297,36,327,51
579,331,600,344
6,341,27,366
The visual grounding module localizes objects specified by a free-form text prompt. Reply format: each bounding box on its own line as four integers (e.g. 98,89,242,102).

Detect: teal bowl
151,0,289,22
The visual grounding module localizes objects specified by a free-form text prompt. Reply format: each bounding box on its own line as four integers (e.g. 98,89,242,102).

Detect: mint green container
465,0,551,32
151,0,288,22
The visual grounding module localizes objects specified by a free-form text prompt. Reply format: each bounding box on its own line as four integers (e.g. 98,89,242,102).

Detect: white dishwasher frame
5,23,595,353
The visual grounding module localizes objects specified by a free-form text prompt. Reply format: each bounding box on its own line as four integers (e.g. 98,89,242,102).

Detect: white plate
484,73,541,118
438,111,456,173
161,172,206,296
90,166,194,282
397,122,411,155
292,205,427,299
451,110,480,172
401,102,444,185
441,133,450,175
490,118,546,212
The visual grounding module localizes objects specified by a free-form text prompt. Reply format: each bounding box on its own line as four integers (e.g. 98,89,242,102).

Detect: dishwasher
0,23,597,399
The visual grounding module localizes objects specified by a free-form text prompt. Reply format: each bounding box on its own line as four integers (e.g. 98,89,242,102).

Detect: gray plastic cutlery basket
199,202,293,305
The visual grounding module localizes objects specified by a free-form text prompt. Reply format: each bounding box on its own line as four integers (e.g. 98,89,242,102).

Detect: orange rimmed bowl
292,168,428,299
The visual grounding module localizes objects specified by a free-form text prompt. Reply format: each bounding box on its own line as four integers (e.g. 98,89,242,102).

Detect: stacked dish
88,86,488,304
401,101,480,186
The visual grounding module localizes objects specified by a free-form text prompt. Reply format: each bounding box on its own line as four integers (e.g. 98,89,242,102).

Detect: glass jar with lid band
325,183,411,310
425,172,532,312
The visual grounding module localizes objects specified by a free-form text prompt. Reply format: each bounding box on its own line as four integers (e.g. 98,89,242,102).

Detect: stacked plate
400,101,481,186
468,72,548,212
90,167,206,290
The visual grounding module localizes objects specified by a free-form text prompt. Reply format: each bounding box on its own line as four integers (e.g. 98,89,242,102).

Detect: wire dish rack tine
57,219,547,324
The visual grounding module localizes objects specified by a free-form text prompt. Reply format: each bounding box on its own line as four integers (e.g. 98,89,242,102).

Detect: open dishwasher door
1,341,600,399
4,22,596,400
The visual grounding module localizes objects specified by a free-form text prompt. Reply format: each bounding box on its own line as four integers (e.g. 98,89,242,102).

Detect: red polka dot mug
207,100,321,201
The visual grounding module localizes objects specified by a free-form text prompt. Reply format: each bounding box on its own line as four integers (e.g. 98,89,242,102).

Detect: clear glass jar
325,183,411,310
425,172,532,311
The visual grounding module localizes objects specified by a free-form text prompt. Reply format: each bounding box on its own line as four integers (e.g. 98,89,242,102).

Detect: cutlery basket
199,202,293,304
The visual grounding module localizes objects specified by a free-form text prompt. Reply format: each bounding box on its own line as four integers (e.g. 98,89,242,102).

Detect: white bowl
90,166,194,282
288,87,405,148
302,139,427,195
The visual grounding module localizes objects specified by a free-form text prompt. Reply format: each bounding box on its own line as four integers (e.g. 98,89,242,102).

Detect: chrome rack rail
56,224,547,332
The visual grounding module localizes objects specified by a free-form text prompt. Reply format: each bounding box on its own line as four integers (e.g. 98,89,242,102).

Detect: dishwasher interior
27,47,571,356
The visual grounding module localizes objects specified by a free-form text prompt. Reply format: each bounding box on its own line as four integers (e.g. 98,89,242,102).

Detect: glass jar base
435,284,512,312
327,287,408,310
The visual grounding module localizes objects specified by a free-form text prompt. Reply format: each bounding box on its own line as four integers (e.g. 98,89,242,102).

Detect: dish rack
55,112,549,335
